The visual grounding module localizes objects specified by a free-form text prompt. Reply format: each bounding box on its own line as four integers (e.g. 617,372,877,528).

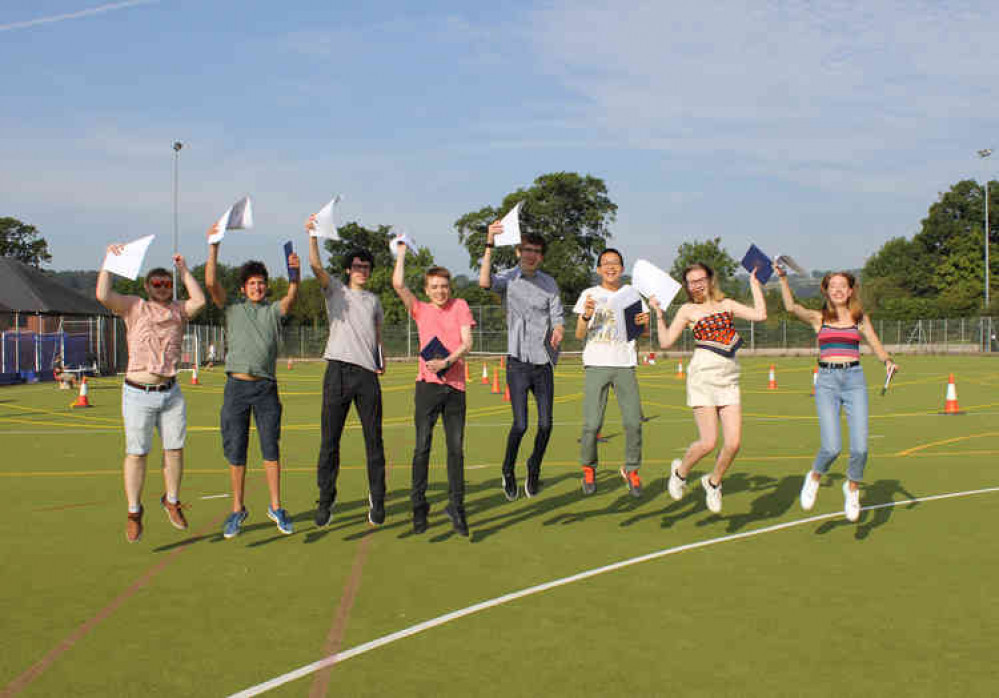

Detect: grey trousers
579,366,643,472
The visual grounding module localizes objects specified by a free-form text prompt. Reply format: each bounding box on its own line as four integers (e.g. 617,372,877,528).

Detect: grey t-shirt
492,267,564,365
321,276,384,372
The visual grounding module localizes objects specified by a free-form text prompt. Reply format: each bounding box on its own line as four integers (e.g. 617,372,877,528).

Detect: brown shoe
160,494,188,530
126,506,144,543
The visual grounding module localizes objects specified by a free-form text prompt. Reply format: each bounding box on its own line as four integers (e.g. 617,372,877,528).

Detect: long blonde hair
820,272,864,324
682,263,725,303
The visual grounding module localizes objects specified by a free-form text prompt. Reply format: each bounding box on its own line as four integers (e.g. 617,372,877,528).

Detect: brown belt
124,377,176,392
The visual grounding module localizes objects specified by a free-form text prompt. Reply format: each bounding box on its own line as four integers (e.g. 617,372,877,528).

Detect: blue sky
2,0,997,280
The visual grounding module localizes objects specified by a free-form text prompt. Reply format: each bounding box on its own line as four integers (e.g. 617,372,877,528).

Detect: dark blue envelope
283,241,300,283
420,336,450,377
623,300,644,341
740,244,773,284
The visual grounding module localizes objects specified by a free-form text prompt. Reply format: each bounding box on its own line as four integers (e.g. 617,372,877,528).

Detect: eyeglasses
149,278,173,289
686,276,709,287
520,246,543,255
599,260,622,268
350,263,372,272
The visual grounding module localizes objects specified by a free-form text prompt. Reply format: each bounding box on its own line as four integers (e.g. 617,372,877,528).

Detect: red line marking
33,501,101,512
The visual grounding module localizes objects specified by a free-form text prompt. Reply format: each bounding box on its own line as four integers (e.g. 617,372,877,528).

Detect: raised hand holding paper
311,195,342,240
209,196,254,244
632,259,681,308
774,254,806,276
390,232,417,258
101,234,155,280
740,244,774,284
494,201,523,247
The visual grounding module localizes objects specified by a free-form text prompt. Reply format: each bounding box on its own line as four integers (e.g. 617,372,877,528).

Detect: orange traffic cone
500,355,506,369
503,384,510,402
190,365,200,386
70,376,92,408
810,367,818,396
675,360,684,378
767,364,778,390
287,358,293,370
491,368,502,394
481,363,489,385
942,374,964,414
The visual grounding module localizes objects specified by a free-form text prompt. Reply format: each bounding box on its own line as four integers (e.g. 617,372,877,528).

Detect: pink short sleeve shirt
411,298,475,390
121,297,188,377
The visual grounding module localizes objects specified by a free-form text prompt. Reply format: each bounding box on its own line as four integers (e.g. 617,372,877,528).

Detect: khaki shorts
686,349,740,407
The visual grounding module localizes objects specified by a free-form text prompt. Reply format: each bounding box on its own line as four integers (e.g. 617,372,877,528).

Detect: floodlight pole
978,149,992,309
172,141,183,301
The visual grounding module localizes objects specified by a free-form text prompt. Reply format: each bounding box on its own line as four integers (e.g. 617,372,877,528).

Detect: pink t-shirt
120,297,188,377
411,298,475,391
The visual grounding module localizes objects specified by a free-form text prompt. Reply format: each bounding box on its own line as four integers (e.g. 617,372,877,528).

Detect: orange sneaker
126,506,144,543
620,467,642,498
581,466,597,495
160,494,188,530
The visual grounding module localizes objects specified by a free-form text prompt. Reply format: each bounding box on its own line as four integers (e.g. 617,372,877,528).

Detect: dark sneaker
413,503,429,534
223,508,248,539
368,494,386,527
502,471,518,501
160,494,188,530
314,500,333,527
524,470,541,498
581,466,597,495
445,503,469,537
126,506,143,543
620,467,642,498
267,506,294,535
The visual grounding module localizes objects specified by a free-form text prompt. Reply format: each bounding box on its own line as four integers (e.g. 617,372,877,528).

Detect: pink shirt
121,297,188,377
411,298,475,391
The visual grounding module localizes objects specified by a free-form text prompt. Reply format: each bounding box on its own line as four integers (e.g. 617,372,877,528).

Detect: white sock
166,494,179,504
128,504,141,514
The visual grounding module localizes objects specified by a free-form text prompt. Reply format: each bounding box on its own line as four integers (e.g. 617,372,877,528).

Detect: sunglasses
149,278,173,289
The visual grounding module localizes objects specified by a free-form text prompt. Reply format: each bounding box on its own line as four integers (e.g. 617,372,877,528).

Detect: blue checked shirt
491,267,564,365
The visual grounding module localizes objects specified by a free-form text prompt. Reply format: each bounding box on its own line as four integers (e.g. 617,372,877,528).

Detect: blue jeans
812,364,869,482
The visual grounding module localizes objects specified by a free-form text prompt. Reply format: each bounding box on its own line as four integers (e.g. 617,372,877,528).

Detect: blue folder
420,337,450,377
740,244,773,284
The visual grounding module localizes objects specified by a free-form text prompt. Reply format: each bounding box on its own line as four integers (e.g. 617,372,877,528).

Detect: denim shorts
121,381,187,455
220,376,282,466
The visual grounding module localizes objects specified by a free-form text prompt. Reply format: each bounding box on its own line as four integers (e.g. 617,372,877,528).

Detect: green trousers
580,366,643,471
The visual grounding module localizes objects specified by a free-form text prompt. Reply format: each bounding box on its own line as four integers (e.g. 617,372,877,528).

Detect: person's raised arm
649,297,690,349
204,228,226,307
478,221,501,289
727,269,767,322
391,241,416,312
95,244,132,315
279,252,301,316
176,254,206,318
775,263,820,328
306,215,331,289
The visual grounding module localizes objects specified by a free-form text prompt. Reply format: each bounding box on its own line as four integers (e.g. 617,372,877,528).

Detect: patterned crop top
817,324,861,361
691,311,743,358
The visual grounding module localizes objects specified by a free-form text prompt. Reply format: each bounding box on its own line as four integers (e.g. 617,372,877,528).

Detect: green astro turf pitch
1,355,998,697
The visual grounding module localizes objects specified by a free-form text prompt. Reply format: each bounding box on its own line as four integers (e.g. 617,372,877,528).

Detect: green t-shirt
224,299,283,380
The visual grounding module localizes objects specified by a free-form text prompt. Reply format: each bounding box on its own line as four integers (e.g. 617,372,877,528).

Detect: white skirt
686,348,740,407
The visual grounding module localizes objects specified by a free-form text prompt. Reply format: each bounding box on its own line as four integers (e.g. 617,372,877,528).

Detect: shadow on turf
814,477,919,540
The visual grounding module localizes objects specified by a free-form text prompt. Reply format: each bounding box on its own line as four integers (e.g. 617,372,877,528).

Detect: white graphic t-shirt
573,285,647,367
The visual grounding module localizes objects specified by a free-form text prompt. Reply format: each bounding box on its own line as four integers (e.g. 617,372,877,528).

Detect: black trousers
501,356,554,477
411,381,466,510
316,360,386,506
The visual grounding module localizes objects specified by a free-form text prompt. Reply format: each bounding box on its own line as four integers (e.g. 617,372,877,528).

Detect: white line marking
199,494,230,500
229,485,999,697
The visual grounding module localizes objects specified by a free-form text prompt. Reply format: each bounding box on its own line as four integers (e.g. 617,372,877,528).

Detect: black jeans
501,356,554,477
316,360,386,506
411,381,466,510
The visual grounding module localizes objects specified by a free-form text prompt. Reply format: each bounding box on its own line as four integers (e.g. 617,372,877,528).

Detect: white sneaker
843,481,861,522
667,459,686,501
701,475,722,513
800,471,820,511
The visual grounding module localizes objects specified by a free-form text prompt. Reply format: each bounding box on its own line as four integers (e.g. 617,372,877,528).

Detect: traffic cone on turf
287,358,293,370
648,351,656,366
500,355,505,369
942,374,964,414
70,376,92,408
767,364,778,390
481,363,489,385
675,360,684,378
492,368,502,394
503,384,510,402
190,365,200,386
810,367,818,396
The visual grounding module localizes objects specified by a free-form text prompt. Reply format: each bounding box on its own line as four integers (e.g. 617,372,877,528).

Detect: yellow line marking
895,432,999,457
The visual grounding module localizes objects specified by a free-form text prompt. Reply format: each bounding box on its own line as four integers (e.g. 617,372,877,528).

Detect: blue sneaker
223,508,248,539
267,506,294,535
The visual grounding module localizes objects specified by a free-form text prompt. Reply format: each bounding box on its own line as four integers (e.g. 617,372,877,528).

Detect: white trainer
701,475,722,513
668,459,687,501
843,481,861,522
800,471,820,511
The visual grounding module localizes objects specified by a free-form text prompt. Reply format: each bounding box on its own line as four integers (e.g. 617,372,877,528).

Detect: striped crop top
692,311,743,358
817,324,861,361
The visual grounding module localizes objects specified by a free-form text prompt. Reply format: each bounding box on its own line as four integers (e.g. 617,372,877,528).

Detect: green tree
669,237,740,302
454,172,617,306
1,217,51,267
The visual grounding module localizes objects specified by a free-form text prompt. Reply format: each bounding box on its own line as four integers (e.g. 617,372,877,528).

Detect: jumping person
391,240,475,536
776,265,896,522
96,248,206,542
478,220,564,499
307,215,388,527
650,263,765,513
204,227,300,538
574,248,650,497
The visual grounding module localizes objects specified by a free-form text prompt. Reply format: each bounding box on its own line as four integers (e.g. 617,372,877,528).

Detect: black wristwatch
485,243,494,249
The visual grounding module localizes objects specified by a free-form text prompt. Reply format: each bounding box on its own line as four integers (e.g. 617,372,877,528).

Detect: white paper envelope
494,201,523,247
311,195,342,240
632,259,682,308
775,254,806,275
209,196,254,243
101,235,155,280
390,232,417,258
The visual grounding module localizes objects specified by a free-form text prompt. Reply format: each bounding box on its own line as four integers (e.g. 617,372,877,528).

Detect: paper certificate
390,232,417,258
494,201,523,247
607,285,645,343
209,196,254,244
311,195,342,240
631,259,682,308
101,235,155,280
775,254,806,275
